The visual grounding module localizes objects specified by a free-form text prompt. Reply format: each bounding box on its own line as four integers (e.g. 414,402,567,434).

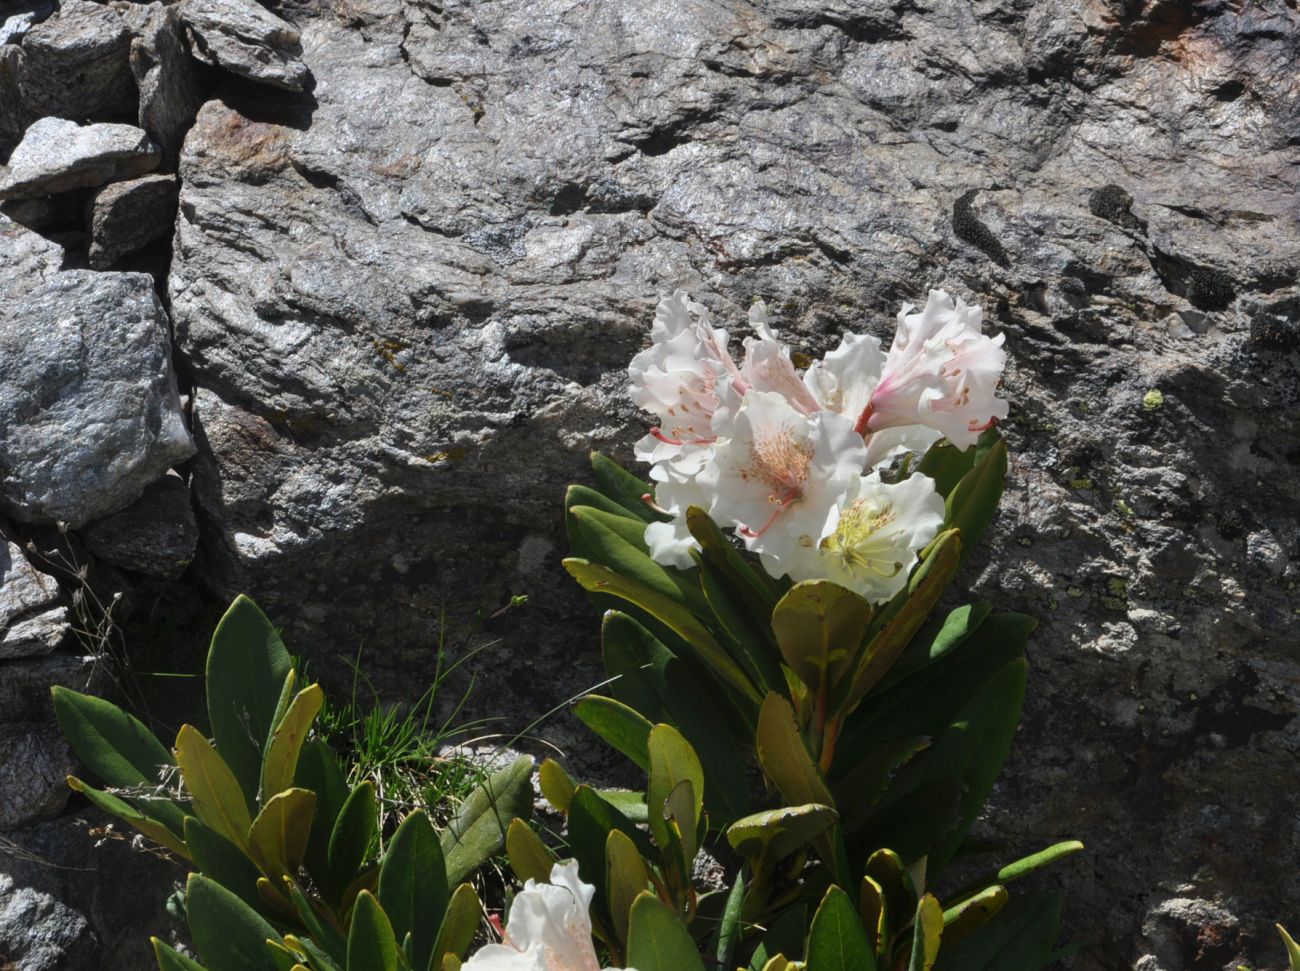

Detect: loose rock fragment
0,654,99,724
0,117,160,200
0,270,195,527
80,473,199,577
86,172,179,268
0,723,74,829
125,3,205,167
179,0,310,91
0,537,66,659
0,210,63,298
13,0,135,120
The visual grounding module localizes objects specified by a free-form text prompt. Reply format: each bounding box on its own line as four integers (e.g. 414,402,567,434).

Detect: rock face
124,3,205,168
87,172,179,268
0,873,95,971
0,723,74,829
0,537,67,659
161,2,1300,969
0,210,62,296
179,0,310,91
0,270,194,527
12,0,136,121
80,473,199,577
0,117,160,199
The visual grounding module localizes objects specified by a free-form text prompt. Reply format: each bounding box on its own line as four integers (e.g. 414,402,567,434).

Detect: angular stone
14,0,136,120
0,270,195,527
0,654,99,724
80,473,198,577
0,2,53,47
86,172,178,269
0,117,160,200
0,210,63,299
125,3,205,169
0,874,95,971
179,0,310,91
0,538,66,660
0,722,74,829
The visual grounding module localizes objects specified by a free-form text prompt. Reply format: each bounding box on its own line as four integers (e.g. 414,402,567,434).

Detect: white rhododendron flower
462,861,636,971
628,289,1005,599
863,289,1008,451
698,391,866,562
779,472,946,602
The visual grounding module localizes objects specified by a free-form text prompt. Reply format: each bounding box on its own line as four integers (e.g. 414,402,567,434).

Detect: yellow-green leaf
771,580,871,697
647,724,704,858
433,884,482,963
606,829,651,946
941,885,1008,947
725,804,838,866
248,788,316,881
1280,924,1300,971
907,894,943,971
538,758,576,814
506,818,556,885
260,684,324,800
175,723,253,850
68,777,191,859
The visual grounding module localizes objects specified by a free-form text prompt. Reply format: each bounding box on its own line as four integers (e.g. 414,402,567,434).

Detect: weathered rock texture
0,537,66,659
160,2,1300,968
0,117,159,199
11,0,136,122
0,0,1296,968
87,172,179,268
0,270,195,527
80,472,199,577
124,2,205,168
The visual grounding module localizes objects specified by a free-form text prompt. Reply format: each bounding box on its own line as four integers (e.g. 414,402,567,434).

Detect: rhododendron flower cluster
462,861,637,971
628,289,1007,603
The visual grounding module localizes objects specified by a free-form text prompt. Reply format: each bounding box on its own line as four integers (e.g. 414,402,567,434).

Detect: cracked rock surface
167,2,1300,968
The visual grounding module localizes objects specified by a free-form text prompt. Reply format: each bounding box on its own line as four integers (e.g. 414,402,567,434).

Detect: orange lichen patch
193,104,292,176
372,337,408,373
373,154,422,178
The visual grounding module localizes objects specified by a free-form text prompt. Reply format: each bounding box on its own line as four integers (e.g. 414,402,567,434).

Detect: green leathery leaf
67,777,189,859
697,557,783,695
261,684,324,801
569,505,705,613
754,694,845,883
606,828,652,946
859,876,886,958
686,505,782,606
567,786,655,930
647,724,704,855
441,757,534,886
833,530,961,719
565,558,761,709
378,810,446,971
601,611,751,823
875,601,994,694
573,695,653,771
916,440,980,498
433,884,482,964
327,782,377,904
924,659,1028,877
175,724,254,852
713,867,746,970
284,881,347,966
865,848,916,935
285,934,344,971
51,687,186,838
944,438,1007,569
833,735,930,830
806,885,875,971
265,941,303,971
748,904,807,969
248,788,315,881
183,816,263,912
626,891,706,971
185,873,282,971
205,595,293,815
294,738,348,893
153,938,209,971
566,483,649,523
932,892,1061,971
506,818,556,885
1278,925,1300,971
347,891,398,971
771,580,871,697
725,804,839,865
908,894,943,971
590,451,661,522
942,886,1008,947
948,841,1084,906
596,788,648,823
538,758,576,814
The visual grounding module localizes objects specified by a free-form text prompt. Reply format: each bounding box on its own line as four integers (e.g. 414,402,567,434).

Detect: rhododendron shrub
560,287,1081,969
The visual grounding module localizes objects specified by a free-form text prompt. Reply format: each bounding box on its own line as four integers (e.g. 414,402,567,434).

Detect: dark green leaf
932,893,1062,971
945,438,1007,569
347,891,398,971
295,738,349,893
206,596,293,814
807,886,875,971
590,452,660,522
184,816,265,915
153,938,209,971
874,602,993,694
378,811,447,971
748,904,807,969
440,757,534,886
327,782,377,905
712,868,746,970
573,695,653,771
626,891,705,971
185,873,282,971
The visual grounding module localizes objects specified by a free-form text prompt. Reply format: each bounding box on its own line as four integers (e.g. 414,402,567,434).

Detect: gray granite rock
0,2,54,46
0,538,67,659
0,874,96,971
167,3,1300,968
0,270,195,527
13,0,136,121
0,46,23,160
179,0,309,91
80,473,198,577
0,723,74,829
0,654,99,724
87,172,178,268
0,210,62,297
125,3,205,168
0,117,160,200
